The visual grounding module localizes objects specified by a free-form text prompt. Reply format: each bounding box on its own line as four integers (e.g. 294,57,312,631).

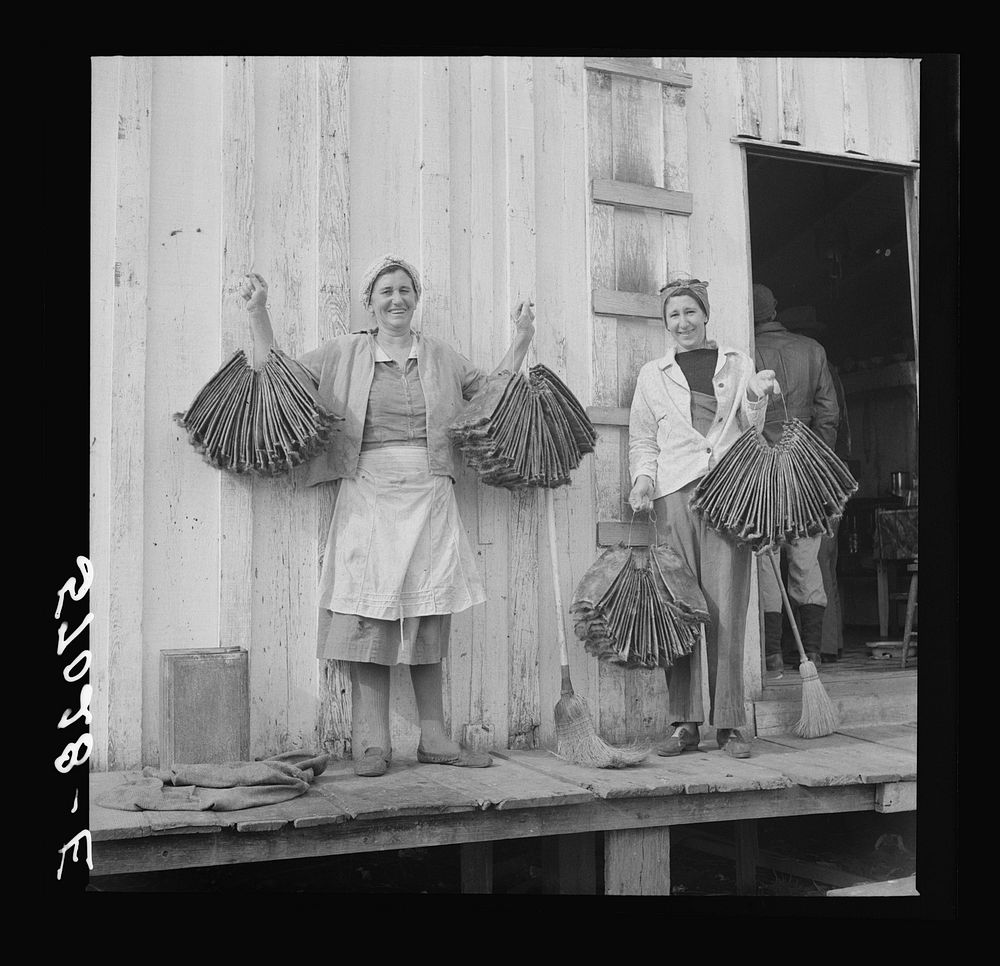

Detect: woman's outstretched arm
490,298,536,376
240,273,274,367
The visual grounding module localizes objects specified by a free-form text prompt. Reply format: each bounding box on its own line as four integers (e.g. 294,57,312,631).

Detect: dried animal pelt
173,348,343,475
689,419,859,554
450,365,597,489
570,543,709,670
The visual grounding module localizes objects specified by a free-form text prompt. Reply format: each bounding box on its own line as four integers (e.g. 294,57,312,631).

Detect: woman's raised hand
749,369,781,398
628,475,655,513
512,297,536,338
239,273,269,312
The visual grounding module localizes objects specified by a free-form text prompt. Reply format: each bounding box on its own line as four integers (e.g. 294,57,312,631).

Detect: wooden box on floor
159,647,250,767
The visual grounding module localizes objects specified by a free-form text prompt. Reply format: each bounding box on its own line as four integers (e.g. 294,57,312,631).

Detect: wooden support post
542,832,598,894
459,841,494,894
877,560,890,638
604,826,671,895
734,820,759,896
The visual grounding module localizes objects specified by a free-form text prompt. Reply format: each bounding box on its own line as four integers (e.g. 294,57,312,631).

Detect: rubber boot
797,604,826,666
763,611,785,671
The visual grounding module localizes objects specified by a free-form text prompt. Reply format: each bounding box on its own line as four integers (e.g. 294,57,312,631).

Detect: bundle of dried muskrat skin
570,542,707,670
689,418,858,554
173,347,343,475
449,364,597,490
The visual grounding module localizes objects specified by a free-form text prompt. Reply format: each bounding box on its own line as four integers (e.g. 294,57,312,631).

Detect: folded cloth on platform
95,750,329,812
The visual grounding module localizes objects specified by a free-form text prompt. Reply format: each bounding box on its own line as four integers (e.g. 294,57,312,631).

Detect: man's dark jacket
753,319,839,448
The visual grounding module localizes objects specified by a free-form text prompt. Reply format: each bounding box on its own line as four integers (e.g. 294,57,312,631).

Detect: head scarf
752,283,777,323
358,253,423,308
660,278,710,323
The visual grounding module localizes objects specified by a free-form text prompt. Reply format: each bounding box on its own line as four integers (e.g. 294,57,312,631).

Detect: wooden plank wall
90,56,595,768
687,55,920,708
736,56,919,164
584,56,700,743
89,56,919,768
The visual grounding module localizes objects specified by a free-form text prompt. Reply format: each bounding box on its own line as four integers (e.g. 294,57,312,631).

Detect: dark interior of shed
746,154,918,648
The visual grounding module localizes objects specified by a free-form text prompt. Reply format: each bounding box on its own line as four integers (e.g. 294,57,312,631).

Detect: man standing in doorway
753,284,840,670
782,307,852,663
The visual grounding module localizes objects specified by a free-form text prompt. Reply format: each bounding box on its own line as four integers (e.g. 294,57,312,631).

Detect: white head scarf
358,253,423,308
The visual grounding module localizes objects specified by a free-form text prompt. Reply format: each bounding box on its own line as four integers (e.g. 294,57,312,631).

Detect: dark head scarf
660,277,710,323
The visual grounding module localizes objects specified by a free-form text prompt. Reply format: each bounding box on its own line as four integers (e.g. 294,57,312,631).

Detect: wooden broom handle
545,487,571,669
766,548,808,664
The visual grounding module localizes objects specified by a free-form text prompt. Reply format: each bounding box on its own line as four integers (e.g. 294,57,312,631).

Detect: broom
764,548,839,738
546,488,649,767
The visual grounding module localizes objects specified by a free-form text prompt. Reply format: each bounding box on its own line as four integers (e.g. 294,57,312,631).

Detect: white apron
318,446,485,623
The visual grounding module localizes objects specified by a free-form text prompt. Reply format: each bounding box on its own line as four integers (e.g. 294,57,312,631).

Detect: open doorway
746,152,919,676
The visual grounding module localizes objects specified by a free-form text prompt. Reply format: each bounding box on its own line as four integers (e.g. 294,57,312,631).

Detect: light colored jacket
629,344,768,499
752,320,839,448
294,330,488,486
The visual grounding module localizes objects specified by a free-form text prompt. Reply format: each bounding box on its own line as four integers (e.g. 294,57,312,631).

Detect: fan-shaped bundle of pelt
570,543,709,670
689,418,859,554
449,365,597,489
173,347,342,475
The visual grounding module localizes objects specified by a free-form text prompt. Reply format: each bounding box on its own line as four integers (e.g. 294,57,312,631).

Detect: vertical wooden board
841,58,871,156
663,85,690,282
445,56,479,745
251,56,320,757
415,53,457,744
219,56,255,687
777,57,803,145
587,70,615,296
586,69,613,181
905,173,919,379
317,55,352,758
616,320,668,738
348,56,422,333
611,74,664,297
345,55,425,757
589,204,616,290
736,57,762,138
757,57,780,145
614,206,663,294
532,57,596,745
108,56,152,771
502,56,541,751
90,57,119,769
457,56,512,751
145,56,225,765
685,57,753,353
611,75,663,187
90,56,121,772
866,59,914,163
908,59,920,162
418,55,452,344
592,318,621,523
605,826,671,895
318,56,352,341
799,57,844,157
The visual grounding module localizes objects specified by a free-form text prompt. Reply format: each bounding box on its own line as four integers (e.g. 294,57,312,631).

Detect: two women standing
238,265,777,771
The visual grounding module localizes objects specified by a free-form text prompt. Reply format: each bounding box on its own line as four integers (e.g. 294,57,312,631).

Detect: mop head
793,659,840,738
555,691,649,768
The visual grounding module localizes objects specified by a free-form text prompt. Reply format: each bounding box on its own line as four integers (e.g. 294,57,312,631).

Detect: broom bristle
793,660,839,738
554,692,649,768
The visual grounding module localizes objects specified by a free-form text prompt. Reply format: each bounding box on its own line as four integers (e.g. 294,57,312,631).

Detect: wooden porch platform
89,724,916,894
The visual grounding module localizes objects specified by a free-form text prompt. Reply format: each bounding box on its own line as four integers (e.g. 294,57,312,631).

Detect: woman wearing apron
240,254,535,776
627,278,780,759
